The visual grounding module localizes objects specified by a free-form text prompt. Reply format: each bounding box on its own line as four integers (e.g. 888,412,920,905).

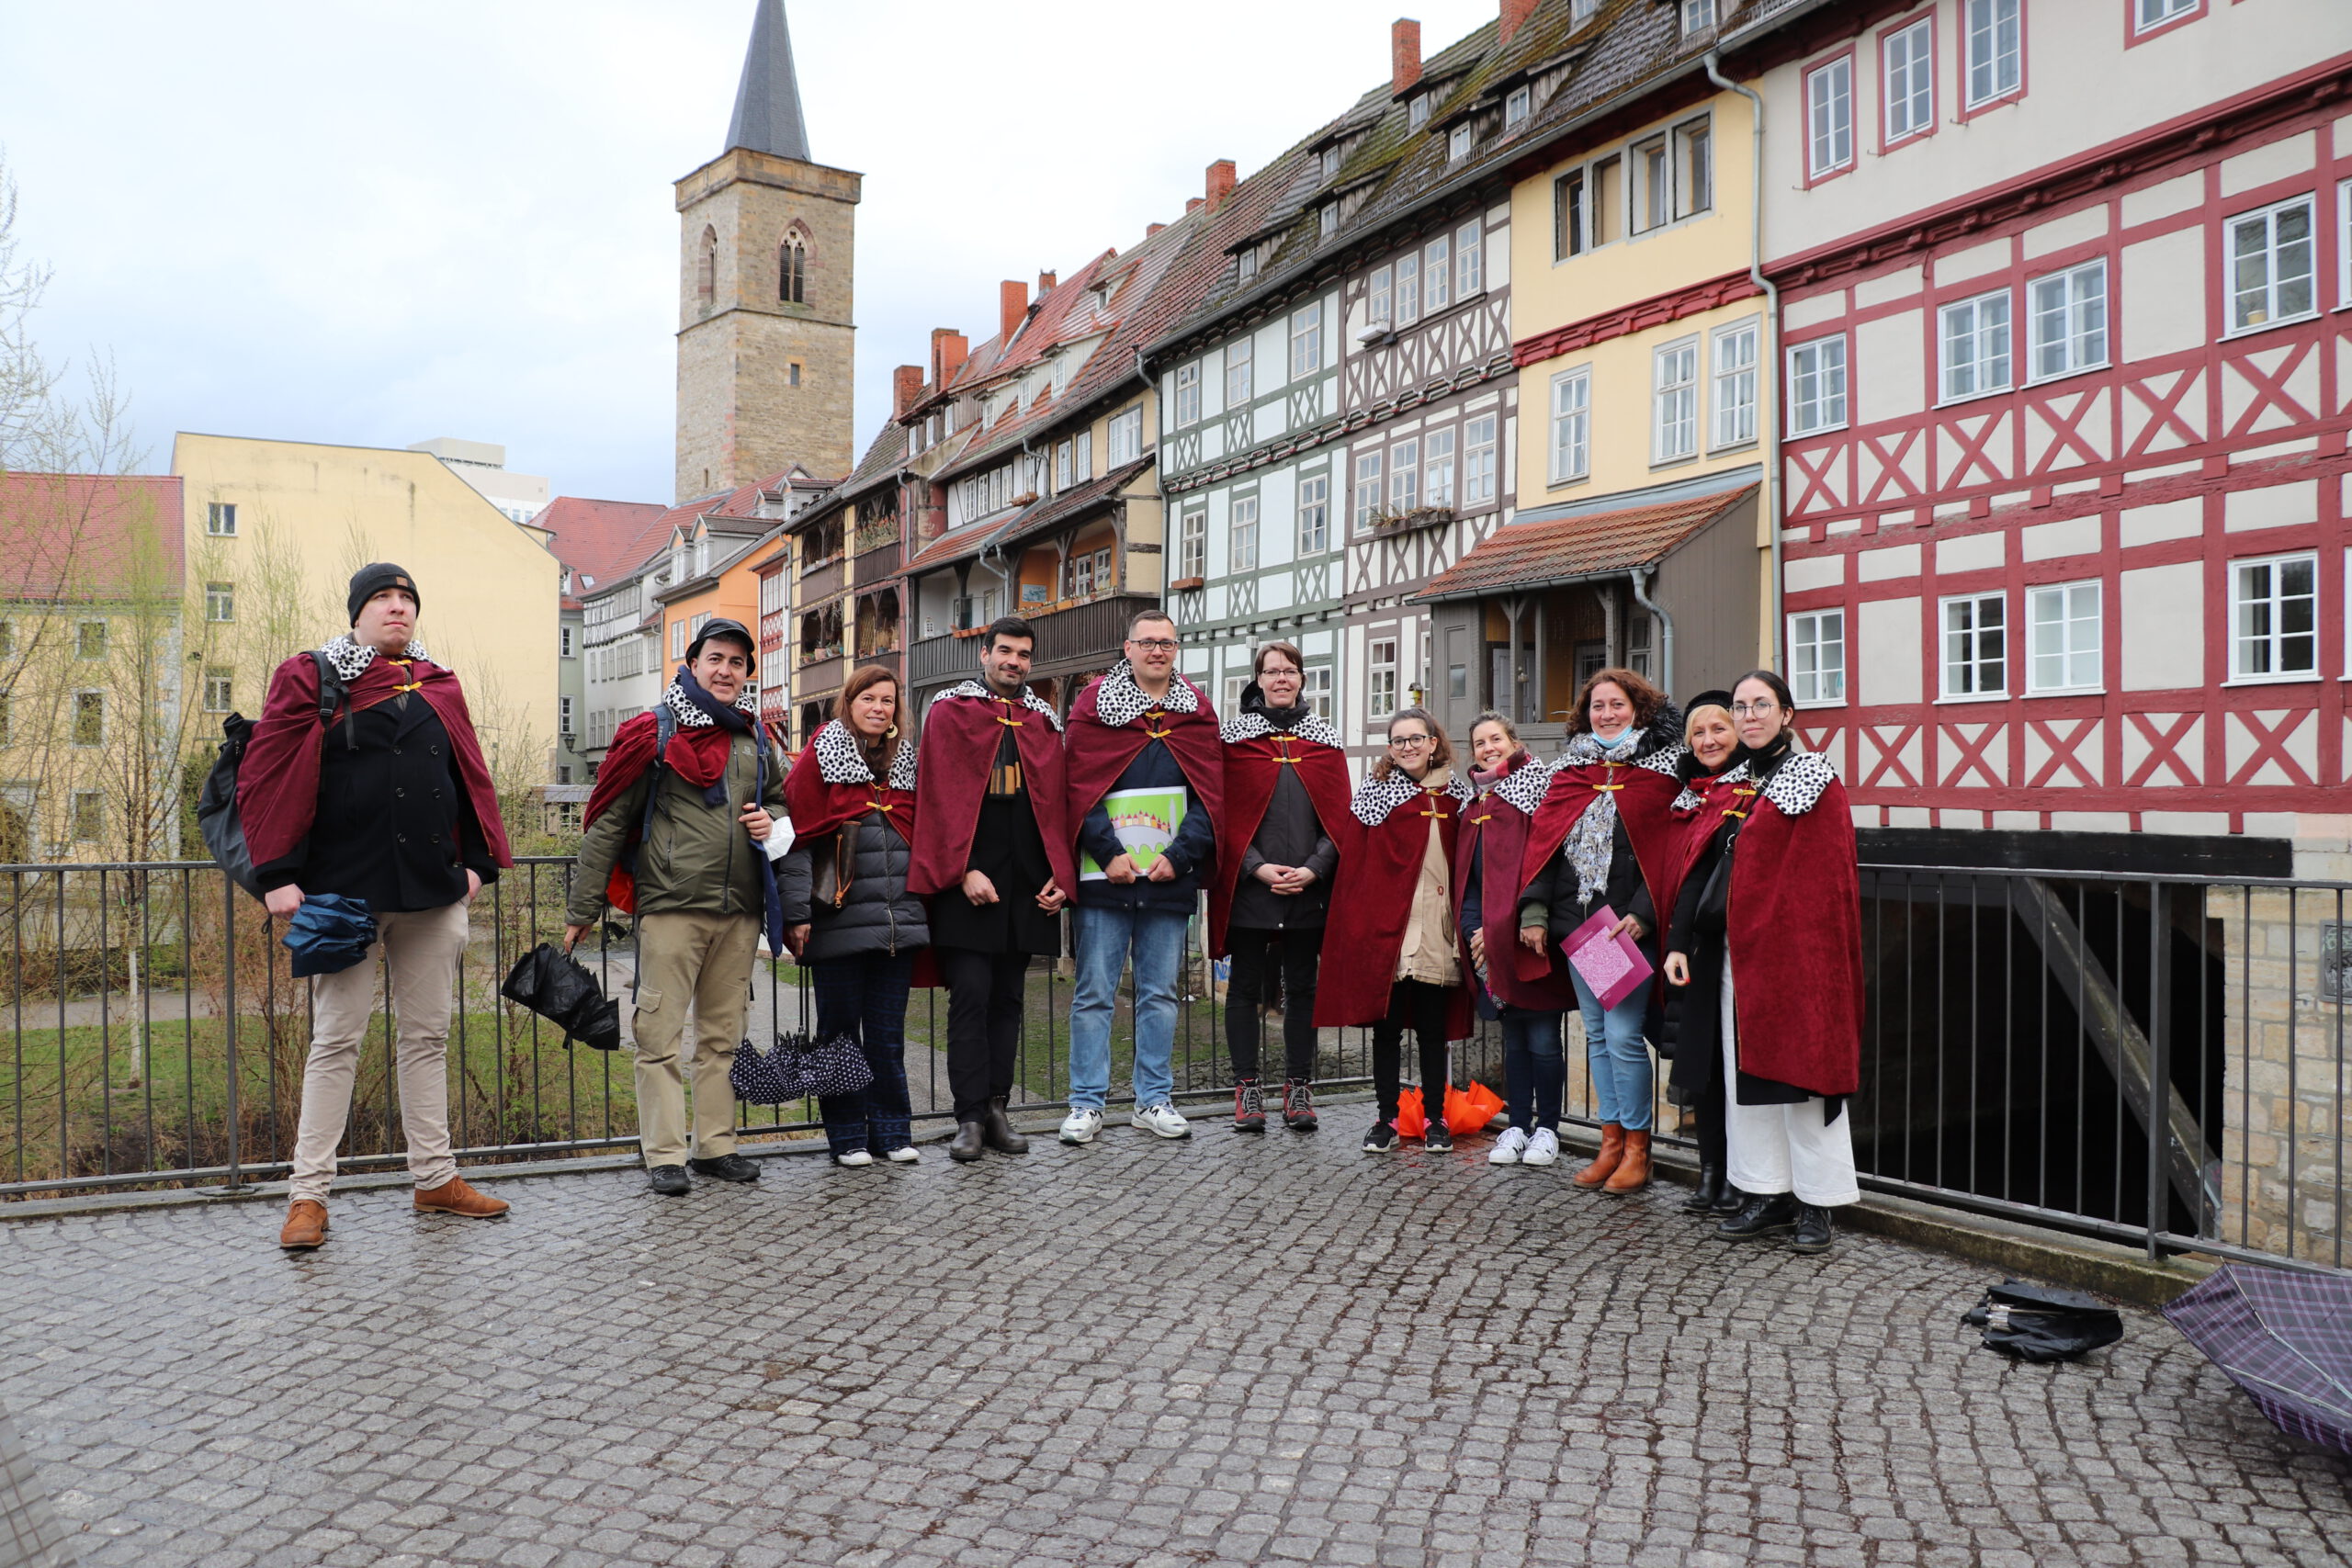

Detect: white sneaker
833,1149,874,1168
1130,1102,1193,1139
1522,1128,1561,1167
1058,1107,1104,1145
1488,1127,1529,1166
884,1146,920,1164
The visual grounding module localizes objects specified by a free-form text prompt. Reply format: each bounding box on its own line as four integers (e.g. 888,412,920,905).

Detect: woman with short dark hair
1657,690,1747,1217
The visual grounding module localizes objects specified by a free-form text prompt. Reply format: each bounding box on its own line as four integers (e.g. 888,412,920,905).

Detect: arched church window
780,237,807,304
697,226,718,306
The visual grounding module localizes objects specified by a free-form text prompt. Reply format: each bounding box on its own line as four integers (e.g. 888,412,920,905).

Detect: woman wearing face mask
1208,643,1351,1134
780,666,929,1168
1454,713,1576,1168
1670,671,1862,1254
1516,669,1686,1193
1315,708,1476,1154
1657,692,1751,1219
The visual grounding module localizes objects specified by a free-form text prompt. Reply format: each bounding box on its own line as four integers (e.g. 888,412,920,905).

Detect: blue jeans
1069,904,1188,1111
1500,1008,1566,1134
812,953,916,1156
1572,967,1653,1131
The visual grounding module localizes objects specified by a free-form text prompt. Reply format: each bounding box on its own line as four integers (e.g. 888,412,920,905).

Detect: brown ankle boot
413,1176,510,1218
278,1201,328,1250
1572,1122,1626,1189
1603,1129,1652,1193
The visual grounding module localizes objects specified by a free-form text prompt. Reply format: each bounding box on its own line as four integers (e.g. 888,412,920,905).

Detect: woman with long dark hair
1315,707,1476,1154
1516,669,1685,1192
1207,642,1350,1133
780,665,928,1168
1455,713,1576,1168
1657,691,1749,1217
1664,670,1862,1253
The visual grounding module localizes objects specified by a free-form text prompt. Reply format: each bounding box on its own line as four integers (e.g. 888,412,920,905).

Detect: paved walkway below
4,1103,2347,1568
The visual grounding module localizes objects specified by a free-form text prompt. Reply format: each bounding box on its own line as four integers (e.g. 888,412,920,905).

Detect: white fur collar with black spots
811,719,918,791
660,678,759,730
1089,660,1201,729
1758,750,1838,818
321,635,429,682
1351,768,1475,828
933,680,1062,732
1483,758,1552,818
1219,710,1343,749
1670,759,1753,815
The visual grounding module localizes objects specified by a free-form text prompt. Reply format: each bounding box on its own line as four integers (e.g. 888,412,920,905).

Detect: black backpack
198,650,349,897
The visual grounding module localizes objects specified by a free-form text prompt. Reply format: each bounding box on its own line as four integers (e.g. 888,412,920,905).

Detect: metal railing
1,856,2344,1277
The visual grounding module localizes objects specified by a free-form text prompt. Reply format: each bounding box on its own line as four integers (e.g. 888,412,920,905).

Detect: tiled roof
0,472,186,600
535,497,672,605
901,457,1154,582
1412,482,1756,603
900,516,1002,578
579,471,797,596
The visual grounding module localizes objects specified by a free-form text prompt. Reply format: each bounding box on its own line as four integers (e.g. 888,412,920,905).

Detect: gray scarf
1559,727,1645,903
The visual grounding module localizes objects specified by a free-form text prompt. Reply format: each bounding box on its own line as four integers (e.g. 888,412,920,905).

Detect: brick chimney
930,327,968,387
1205,159,1237,208
1038,270,1057,293
1499,0,1535,44
1000,279,1029,341
1392,17,1421,96
1185,197,1204,215
1147,222,1166,238
892,364,924,420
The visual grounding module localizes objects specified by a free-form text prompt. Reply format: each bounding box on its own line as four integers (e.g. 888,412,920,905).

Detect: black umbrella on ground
2164,1263,2352,1456
500,943,623,1051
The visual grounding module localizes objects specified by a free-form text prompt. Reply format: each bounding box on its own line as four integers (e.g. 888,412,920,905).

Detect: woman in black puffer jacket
780,666,930,1168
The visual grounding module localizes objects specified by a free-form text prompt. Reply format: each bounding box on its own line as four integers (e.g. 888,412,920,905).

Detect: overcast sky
2,0,1501,506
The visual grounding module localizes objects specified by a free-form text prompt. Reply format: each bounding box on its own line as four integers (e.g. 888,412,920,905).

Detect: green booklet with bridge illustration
1077,786,1186,880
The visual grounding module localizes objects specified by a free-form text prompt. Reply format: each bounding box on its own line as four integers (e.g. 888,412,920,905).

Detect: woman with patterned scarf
1516,669,1686,1193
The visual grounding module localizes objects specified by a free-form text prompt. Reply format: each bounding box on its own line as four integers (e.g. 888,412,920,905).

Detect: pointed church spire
724,0,809,162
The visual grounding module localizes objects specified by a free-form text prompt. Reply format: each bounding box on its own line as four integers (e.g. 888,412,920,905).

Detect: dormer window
1408,95,1430,130
1321,146,1342,182
1318,203,1340,239
1505,86,1531,128
1448,124,1475,163
1238,249,1260,282
1681,0,1718,35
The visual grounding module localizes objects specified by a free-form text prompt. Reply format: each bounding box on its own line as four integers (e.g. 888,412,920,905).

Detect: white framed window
1369,265,1393,325
72,690,103,747
1056,439,1074,490
1388,438,1420,512
1353,450,1383,531
71,791,103,843
1230,494,1260,572
2027,581,2102,693
1301,665,1333,722
1321,145,1342,182
1505,86,1531,128
1424,430,1456,509
1939,288,2013,402
1222,672,1248,715
2227,196,2317,334
1397,253,1421,324
1674,118,1712,220
1425,235,1452,311
1464,414,1498,504
1408,96,1430,131
1632,135,1670,234
1298,473,1329,555
205,502,237,536
1941,592,2007,697
2231,552,2318,680
1448,125,1474,164
1074,429,1091,482
1786,337,1848,434
560,624,576,657
1455,220,1482,297
1681,0,1717,34
1369,638,1399,718
205,581,235,622
1550,368,1591,483
2029,261,2108,381
1108,406,1143,465
1806,56,1854,177
1318,203,1339,240
1572,0,1599,22
1289,303,1323,377
1883,16,1934,143
1711,319,1759,449
1226,337,1253,408
1789,610,1847,705
1653,337,1700,463
1179,508,1205,580
559,694,576,737
1174,362,1201,427
75,620,106,659
1962,0,2021,107
2134,0,2196,34
1555,167,1588,259
203,671,233,713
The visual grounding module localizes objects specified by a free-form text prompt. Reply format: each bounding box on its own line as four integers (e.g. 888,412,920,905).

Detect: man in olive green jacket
566,620,790,1196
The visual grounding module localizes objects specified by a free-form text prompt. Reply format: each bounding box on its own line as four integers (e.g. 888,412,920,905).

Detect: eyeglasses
1731,702,1780,717
1389,734,1433,749
1130,638,1180,652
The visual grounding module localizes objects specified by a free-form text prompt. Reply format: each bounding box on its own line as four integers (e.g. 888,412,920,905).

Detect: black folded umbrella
282,893,377,978
500,942,622,1051
1961,1279,2124,1362
2165,1264,2352,1456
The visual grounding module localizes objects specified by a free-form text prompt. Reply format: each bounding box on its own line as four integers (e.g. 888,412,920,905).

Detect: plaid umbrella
2163,1264,2352,1456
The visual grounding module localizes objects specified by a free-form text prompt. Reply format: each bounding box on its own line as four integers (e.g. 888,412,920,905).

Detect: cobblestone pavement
4,1103,2347,1568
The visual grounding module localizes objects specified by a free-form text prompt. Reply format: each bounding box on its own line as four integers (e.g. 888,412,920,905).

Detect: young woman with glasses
1313,707,1476,1153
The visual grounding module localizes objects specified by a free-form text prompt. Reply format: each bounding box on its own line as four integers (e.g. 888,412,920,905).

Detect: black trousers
1371,978,1452,1126
1226,925,1323,1083
936,946,1027,1122
1695,1059,1727,1173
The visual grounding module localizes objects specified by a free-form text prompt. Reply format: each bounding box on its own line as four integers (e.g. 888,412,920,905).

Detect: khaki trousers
632,911,757,1165
290,900,469,1203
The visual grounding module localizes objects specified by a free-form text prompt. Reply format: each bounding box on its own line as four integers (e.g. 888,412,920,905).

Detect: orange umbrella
1391,1082,1505,1137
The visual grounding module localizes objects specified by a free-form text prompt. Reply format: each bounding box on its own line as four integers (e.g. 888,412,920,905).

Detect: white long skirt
1721,953,1860,1206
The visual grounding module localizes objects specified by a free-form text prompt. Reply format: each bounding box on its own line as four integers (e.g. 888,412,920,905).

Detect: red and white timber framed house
1736,0,2352,878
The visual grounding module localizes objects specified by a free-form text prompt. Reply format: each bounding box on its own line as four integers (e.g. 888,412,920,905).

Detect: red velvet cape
1313,778,1475,1039
237,650,513,877
1205,728,1351,957
782,747,917,845
1062,672,1226,898
580,709,760,914
1455,753,1575,1012
1726,773,1864,1098
1667,769,1760,889
906,688,1076,900
1510,757,1683,993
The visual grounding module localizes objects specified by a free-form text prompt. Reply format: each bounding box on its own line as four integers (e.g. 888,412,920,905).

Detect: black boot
1791,1204,1834,1255
1681,1163,1727,1213
1714,1191,1800,1241
981,1098,1028,1155
948,1121,986,1162
1713,1183,1748,1216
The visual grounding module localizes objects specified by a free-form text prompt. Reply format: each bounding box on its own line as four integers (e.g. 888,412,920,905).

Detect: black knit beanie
347,562,420,624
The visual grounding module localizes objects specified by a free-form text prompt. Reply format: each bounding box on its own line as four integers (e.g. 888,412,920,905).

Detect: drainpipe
1705,48,1784,677
1629,564,1675,698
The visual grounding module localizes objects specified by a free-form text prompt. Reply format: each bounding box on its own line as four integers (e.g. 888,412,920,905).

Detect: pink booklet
1563,906,1653,1010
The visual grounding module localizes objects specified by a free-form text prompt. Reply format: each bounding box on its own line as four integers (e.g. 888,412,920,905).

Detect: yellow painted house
170,434,564,788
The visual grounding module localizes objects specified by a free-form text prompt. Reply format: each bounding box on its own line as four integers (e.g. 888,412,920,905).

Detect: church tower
673,0,859,502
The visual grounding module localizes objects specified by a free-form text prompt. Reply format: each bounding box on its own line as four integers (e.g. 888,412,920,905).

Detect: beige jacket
1393,766,1462,987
